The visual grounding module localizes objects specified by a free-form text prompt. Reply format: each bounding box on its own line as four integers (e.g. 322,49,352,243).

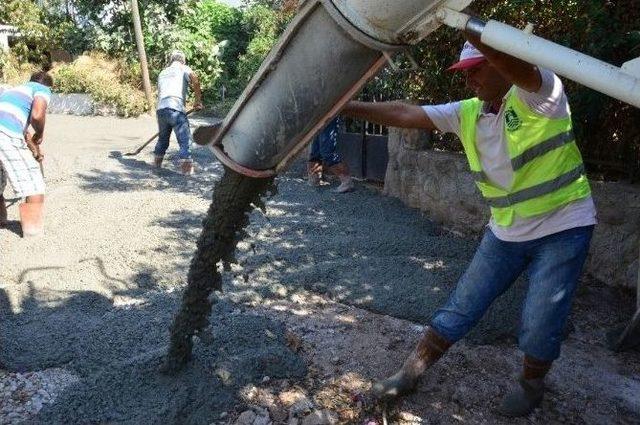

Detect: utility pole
130,0,154,111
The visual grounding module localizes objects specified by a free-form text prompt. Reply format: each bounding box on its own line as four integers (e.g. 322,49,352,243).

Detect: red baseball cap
447,41,486,71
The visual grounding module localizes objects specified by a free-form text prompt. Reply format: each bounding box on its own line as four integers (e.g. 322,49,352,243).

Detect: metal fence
338,119,389,182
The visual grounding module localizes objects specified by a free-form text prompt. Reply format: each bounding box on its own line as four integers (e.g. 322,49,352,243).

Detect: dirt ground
1,114,639,424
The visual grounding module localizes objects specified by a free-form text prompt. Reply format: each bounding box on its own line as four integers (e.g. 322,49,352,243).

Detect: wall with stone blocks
48,94,117,116
383,128,640,289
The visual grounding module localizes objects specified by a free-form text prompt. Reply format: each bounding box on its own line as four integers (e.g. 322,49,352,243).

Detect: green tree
0,1,51,65
232,0,296,91
139,2,226,100
177,0,250,97
234,4,279,87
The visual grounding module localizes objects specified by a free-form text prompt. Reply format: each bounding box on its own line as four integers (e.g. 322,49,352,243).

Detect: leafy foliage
0,0,290,99
179,0,248,80
140,2,225,100
233,4,280,87
0,50,39,85
232,0,296,93
0,1,52,65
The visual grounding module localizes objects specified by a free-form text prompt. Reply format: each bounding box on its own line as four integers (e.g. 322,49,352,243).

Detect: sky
218,0,243,7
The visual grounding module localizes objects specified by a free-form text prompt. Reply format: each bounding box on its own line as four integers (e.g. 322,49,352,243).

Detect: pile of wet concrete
1,290,305,424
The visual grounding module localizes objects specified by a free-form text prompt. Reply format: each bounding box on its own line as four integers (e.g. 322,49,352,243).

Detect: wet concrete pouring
0,115,639,424
162,169,276,373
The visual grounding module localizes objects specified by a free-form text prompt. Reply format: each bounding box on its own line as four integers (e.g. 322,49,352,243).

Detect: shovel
124,108,196,156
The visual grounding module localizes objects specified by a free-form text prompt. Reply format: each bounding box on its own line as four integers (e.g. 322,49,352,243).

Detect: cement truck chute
200,0,474,178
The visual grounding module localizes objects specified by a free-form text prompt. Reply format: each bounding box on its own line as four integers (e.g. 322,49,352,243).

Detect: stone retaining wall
48,93,117,116
383,127,640,289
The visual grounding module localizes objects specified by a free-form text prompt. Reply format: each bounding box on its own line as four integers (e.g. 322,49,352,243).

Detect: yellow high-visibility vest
459,89,591,227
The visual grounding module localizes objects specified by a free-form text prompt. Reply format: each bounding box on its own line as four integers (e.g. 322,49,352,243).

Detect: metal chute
201,0,473,177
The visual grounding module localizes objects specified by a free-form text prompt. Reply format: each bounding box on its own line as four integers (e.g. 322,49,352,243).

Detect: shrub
0,51,38,85
141,2,226,102
51,53,148,117
0,0,51,66
178,0,248,82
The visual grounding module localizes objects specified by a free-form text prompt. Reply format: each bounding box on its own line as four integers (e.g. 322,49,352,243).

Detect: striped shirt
0,82,52,139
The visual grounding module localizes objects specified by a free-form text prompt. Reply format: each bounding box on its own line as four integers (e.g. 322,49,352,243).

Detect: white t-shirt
157,61,194,112
422,69,597,242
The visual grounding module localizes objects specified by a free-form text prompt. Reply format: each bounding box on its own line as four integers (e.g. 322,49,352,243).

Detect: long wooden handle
129,131,161,156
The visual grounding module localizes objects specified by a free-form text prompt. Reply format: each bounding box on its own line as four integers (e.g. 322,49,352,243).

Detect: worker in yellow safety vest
342,32,597,417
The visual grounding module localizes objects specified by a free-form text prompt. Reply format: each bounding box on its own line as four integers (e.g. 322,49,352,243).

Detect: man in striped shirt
0,71,53,236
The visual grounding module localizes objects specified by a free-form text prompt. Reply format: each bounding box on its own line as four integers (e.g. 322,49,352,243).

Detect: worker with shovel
0,71,52,237
343,36,597,417
153,50,203,175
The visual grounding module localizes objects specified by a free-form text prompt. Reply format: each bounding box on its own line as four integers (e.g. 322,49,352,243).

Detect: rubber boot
327,163,354,193
154,155,164,169
180,160,194,175
372,328,451,401
307,161,322,186
498,356,552,417
19,202,44,237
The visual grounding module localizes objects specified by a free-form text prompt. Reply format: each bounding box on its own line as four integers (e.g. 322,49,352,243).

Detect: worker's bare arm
342,101,436,131
29,97,47,145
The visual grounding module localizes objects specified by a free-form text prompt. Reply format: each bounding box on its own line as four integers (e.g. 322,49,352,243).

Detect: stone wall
48,94,117,116
383,128,640,289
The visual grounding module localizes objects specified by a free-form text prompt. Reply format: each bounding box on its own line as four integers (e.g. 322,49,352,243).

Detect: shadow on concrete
2,220,22,237
76,150,527,344
18,266,66,285
78,147,223,198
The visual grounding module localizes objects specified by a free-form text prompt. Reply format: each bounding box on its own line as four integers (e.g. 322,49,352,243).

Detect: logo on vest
505,107,522,132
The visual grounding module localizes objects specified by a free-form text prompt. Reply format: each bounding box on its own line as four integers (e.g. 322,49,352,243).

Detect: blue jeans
431,225,594,361
309,118,341,167
154,108,192,160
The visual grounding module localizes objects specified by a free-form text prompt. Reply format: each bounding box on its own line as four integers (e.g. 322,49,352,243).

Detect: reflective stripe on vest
485,164,585,208
510,130,575,171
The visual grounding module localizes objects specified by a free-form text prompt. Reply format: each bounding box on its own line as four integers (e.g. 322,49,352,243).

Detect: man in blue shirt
0,71,52,236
